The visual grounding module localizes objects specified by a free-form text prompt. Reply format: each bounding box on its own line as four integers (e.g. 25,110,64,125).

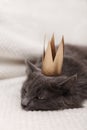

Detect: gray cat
21,44,87,111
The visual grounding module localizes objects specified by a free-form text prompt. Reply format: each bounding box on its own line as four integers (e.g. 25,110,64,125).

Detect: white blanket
0,0,87,130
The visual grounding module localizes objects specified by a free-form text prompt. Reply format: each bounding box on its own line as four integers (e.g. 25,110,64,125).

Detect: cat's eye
38,96,44,100
36,96,45,100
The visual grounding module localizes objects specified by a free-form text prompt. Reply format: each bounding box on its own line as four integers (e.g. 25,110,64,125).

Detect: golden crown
42,34,64,76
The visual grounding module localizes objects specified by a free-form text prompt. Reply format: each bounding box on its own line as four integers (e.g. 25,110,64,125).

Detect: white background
0,0,87,45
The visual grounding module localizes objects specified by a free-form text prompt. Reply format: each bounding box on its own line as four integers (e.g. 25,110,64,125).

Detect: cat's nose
21,98,29,107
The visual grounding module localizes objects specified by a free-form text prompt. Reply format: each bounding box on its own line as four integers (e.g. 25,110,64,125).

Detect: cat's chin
21,103,62,111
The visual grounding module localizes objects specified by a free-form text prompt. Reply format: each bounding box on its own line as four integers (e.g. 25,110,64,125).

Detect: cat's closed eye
35,89,48,100
36,95,46,100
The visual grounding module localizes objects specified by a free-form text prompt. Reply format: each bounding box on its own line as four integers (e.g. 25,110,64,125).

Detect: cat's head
21,61,80,111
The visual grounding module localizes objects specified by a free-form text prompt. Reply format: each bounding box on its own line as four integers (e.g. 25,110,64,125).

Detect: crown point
42,35,64,76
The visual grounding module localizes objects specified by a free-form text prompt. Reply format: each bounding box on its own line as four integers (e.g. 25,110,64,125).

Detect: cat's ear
60,74,77,88
25,60,41,75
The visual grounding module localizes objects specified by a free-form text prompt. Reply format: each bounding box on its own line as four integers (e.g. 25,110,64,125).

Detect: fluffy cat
21,44,87,111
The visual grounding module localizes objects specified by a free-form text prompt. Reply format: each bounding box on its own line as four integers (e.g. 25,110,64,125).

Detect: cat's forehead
42,72,67,79
34,73,67,84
